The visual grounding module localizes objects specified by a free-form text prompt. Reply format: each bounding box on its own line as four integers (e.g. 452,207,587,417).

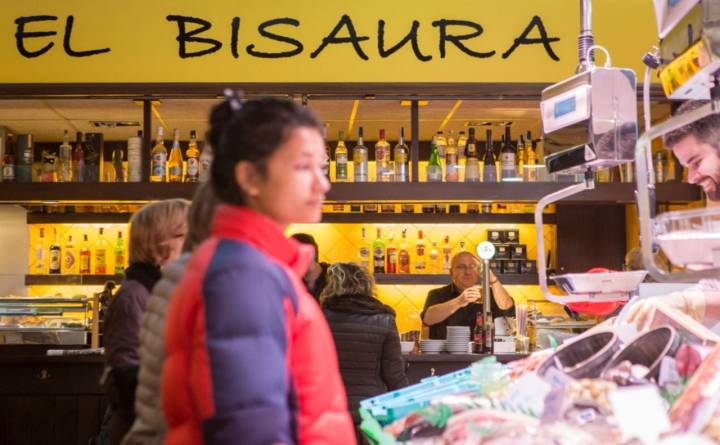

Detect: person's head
664,100,720,200
290,233,319,263
182,182,220,253
129,199,190,267
450,251,480,291
208,93,330,228
320,262,375,304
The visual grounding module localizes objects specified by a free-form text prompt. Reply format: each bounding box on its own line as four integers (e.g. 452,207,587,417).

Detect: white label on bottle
128,145,141,182
50,250,61,271
427,165,442,181
2,164,14,181
152,153,166,177
64,251,75,271
501,153,515,168
187,158,199,177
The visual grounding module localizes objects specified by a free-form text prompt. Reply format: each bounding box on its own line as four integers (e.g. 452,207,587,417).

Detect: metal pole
142,98,152,182
411,100,419,182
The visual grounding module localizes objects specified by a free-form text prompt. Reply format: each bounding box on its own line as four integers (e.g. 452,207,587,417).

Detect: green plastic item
359,408,397,445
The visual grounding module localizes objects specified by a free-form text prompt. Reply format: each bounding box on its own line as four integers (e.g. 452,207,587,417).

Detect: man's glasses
453,263,479,272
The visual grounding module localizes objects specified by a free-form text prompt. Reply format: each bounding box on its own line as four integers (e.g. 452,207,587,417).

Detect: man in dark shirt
421,251,516,339
291,233,329,302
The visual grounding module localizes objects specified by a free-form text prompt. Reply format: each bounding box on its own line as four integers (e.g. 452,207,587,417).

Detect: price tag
608,385,670,443
503,372,551,417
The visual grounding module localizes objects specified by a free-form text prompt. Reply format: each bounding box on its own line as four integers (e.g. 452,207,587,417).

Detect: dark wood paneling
556,204,627,274
25,274,119,286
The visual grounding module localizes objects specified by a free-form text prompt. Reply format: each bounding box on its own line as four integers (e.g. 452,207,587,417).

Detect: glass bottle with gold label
353,127,368,182
375,129,391,182
150,127,167,182
114,231,126,275
335,131,348,182
185,130,200,182
94,228,108,274
168,128,184,182
63,235,76,274
79,234,91,274
393,127,409,182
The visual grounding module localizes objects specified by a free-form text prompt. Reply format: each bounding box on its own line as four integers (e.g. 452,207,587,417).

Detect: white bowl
400,341,415,354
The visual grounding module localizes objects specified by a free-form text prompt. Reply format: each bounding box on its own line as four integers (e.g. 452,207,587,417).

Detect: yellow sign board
0,0,658,84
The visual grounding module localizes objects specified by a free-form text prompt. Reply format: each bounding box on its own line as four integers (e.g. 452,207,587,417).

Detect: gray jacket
121,254,189,445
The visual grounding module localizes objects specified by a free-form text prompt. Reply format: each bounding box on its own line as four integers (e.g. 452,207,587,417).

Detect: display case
0,297,91,345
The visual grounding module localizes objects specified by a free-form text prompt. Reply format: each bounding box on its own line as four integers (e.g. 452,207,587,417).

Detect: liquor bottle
40,148,58,183
112,144,125,182
168,128,184,182
335,131,348,182
79,234,91,274
435,131,447,158
483,130,498,183
459,240,467,252
127,131,142,182
394,127,409,182
442,236,452,273
375,129,391,182
150,126,168,182
386,232,397,274
517,134,526,180
49,229,61,275
73,132,85,183
427,138,442,182
114,231,126,275
358,227,370,269
94,228,108,274
445,130,459,182
58,130,72,182
526,133,538,182
199,143,213,183
184,130,200,182
484,301,494,354
429,242,440,274
83,133,101,183
500,126,516,181
322,127,330,180
64,235,76,274
2,133,15,182
398,229,410,274
353,127,368,182
372,228,386,274
464,128,480,182
473,312,484,353
34,227,46,273
415,230,426,273
457,131,467,162
16,134,33,183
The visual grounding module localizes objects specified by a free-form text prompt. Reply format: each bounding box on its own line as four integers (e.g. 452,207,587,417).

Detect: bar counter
403,352,527,383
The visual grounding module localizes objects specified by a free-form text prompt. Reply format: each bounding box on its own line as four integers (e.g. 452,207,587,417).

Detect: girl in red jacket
162,92,355,445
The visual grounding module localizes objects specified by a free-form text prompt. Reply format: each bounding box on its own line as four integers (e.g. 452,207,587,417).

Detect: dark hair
208,96,323,205
291,233,319,259
664,100,720,150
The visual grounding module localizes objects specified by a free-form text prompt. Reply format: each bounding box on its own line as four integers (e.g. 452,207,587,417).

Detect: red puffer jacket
162,205,355,445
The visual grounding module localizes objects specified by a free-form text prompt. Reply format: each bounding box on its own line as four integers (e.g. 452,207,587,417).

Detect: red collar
211,205,313,277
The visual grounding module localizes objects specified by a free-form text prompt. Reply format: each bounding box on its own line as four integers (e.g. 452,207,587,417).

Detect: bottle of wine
168,129,184,182
1,133,16,182
372,228,386,273
427,137,442,182
483,130,498,183
393,127,409,182
59,130,72,182
353,127,368,182
185,130,200,182
49,229,61,275
79,234,91,274
385,232,397,273
150,127,168,182
500,126,516,181
335,131,348,182
445,130,459,182
464,128,480,182
526,131,538,182
398,229,410,274
375,129,391,182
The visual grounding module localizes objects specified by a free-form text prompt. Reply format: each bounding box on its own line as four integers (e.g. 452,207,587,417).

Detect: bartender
627,99,720,329
421,251,515,339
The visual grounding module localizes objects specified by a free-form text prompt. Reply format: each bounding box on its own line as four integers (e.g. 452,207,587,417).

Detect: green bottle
427,137,442,182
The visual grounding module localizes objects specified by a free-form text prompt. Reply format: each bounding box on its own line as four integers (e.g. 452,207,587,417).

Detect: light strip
438,100,463,132
151,103,170,131
347,99,360,137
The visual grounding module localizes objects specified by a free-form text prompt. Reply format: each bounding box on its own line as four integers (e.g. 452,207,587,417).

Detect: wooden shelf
25,275,120,286
27,211,555,225
373,273,537,285
0,182,702,205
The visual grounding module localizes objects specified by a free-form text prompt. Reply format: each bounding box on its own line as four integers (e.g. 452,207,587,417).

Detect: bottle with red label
398,229,410,274
473,312,484,354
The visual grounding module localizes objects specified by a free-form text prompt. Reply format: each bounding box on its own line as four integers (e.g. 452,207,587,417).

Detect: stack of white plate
446,326,471,354
419,339,445,354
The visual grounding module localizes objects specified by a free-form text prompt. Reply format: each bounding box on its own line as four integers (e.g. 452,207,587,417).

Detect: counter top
403,353,527,363
0,345,105,364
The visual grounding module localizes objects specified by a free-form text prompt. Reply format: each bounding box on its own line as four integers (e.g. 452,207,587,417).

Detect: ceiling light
400,100,430,107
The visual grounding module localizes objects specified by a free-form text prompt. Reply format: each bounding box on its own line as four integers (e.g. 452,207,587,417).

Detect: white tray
551,270,647,295
655,207,720,269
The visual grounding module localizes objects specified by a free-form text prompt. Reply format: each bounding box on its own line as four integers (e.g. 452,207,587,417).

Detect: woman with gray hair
321,262,408,437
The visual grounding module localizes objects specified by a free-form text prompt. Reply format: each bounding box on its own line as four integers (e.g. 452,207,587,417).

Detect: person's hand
454,287,481,309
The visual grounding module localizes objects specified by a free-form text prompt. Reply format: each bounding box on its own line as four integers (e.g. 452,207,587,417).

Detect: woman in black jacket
321,262,409,428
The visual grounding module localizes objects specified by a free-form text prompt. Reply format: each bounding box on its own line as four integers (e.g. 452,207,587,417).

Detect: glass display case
0,297,90,345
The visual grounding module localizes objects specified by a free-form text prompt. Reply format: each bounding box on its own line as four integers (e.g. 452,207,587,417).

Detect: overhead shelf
0,182,701,205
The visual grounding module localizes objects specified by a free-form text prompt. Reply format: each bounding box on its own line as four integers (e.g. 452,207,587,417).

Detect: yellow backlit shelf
25,275,119,286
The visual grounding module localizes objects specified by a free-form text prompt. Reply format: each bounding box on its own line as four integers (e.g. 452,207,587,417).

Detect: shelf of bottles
27,224,128,285
0,124,701,204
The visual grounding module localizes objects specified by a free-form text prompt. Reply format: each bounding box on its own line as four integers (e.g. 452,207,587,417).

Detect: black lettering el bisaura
377,20,431,61
502,15,560,60
63,16,110,57
166,15,222,58
246,18,303,58
311,14,369,60
14,15,58,58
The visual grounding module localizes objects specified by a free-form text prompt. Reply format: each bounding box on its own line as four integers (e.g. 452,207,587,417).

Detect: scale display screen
554,96,577,119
